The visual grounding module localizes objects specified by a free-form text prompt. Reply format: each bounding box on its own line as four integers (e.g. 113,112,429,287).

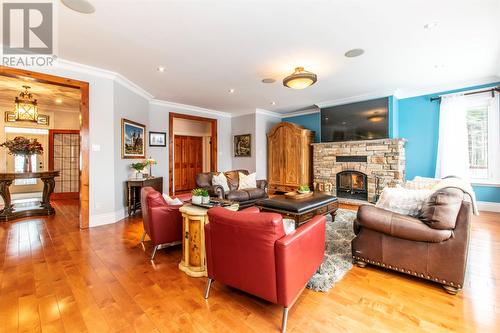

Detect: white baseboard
90,208,127,227
477,201,500,213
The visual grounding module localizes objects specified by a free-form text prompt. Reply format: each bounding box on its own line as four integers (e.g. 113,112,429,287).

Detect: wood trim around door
168,112,217,196
0,66,90,229
49,129,80,200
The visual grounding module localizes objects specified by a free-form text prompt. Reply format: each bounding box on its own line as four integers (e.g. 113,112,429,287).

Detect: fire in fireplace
336,171,368,201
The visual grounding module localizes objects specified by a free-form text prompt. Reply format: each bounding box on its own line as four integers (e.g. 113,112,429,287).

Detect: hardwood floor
0,200,499,332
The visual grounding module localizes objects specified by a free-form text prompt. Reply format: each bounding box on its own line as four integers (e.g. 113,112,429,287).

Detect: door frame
48,129,80,200
0,66,90,229
168,112,217,196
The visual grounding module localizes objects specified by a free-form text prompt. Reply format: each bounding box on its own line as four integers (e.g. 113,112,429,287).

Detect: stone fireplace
313,138,406,203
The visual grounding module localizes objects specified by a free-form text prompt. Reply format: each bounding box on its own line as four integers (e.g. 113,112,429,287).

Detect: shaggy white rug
306,209,357,292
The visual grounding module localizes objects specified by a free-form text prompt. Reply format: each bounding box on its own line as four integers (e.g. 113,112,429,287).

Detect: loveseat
196,169,268,209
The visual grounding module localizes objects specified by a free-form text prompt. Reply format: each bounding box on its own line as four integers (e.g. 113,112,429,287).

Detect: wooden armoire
267,122,314,194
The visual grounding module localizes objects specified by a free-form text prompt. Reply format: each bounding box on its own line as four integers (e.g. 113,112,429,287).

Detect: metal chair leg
140,231,146,243
204,278,213,299
150,245,158,260
281,307,289,333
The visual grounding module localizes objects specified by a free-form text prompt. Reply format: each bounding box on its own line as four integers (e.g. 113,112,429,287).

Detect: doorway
0,66,89,229
169,113,217,196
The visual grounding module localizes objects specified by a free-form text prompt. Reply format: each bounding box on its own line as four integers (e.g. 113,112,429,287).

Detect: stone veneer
313,138,406,202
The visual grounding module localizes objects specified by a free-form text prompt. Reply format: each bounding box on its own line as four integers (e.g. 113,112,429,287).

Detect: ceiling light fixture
228,88,235,93
61,0,95,14
262,78,276,84
271,101,276,106
14,86,38,123
283,67,317,89
344,49,365,58
368,113,385,123
424,22,438,30
157,66,166,72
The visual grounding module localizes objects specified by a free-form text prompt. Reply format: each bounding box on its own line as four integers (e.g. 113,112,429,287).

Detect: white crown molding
255,108,282,118
396,76,500,99
477,201,500,213
150,99,232,118
316,89,397,108
281,107,320,118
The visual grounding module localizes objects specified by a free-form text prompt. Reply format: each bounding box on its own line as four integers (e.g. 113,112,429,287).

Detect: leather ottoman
256,193,338,227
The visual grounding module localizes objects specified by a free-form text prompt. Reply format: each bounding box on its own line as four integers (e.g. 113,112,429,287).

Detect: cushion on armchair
419,188,464,230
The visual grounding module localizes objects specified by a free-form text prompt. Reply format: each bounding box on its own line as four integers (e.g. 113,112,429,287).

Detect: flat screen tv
320,97,389,142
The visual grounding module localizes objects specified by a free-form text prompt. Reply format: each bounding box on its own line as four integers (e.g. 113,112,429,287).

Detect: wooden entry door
174,135,203,192
49,130,80,199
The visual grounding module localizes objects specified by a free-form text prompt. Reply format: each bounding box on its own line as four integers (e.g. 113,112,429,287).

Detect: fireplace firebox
336,171,368,201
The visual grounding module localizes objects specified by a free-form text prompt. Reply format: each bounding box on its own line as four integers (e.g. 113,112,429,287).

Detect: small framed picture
149,131,166,147
122,118,146,159
234,134,251,157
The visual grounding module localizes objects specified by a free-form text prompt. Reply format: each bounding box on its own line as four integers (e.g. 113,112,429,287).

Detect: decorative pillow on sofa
376,185,434,217
238,172,257,190
212,172,230,192
162,194,183,206
419,188,464,230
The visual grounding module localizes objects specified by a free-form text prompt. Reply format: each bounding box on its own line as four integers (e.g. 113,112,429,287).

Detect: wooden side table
126,177,163,216
178,203,238,277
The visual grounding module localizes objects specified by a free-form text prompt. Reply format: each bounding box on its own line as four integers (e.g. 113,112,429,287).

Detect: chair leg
204,278,213,299
354,260,367,268
150,245,158,261
281,307,289,333
140,231,146,243
443,285,460,295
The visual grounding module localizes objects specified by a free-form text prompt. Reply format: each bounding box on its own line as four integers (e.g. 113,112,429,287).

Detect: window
466,93,500,183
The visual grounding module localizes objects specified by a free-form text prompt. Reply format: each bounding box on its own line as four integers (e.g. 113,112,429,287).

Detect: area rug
306,209,357,292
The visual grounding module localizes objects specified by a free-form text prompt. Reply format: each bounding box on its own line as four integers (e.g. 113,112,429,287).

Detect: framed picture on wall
149,131,166,147
234,134,251,157
121,118,146,158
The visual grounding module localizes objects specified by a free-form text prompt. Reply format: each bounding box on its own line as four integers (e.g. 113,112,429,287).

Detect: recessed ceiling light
55,98,63,104
157,66,166,72
433,64,445,69
424,22,438,30
344,49,365,58
271,101,276,106
262,78,276,84
61,0,95,14
228,88,235,93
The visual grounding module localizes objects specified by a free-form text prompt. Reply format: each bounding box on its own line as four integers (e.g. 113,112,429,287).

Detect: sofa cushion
224,170,249,191
242,188,266,200
419,188,464,230
227,190,250,202
238,172,257,190
212,172,230,192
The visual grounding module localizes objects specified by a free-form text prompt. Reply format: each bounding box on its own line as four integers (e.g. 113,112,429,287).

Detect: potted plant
297,184,311,194
201,189,210,204
0,136,43,172
192,188,205,205
130,161,149,179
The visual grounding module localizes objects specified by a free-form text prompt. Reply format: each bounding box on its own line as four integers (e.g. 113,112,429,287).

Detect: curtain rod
430,87,500,102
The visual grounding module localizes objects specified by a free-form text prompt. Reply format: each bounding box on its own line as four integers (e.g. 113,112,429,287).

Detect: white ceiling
57,0,500,114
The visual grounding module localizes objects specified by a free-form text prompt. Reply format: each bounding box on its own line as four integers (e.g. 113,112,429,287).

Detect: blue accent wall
285,112,321,142
283,82,500,203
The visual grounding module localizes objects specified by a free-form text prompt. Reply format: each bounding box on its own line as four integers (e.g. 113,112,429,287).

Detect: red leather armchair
204,207,326,333
140,187,189,260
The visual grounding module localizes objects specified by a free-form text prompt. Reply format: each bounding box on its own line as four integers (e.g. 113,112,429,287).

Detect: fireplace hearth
336,171,368,201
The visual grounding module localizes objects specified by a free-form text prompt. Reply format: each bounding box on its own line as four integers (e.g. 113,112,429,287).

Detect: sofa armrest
201,185,224,199
357,205,452,243
148,205,183,245
275,215,326,307
256,179,268,191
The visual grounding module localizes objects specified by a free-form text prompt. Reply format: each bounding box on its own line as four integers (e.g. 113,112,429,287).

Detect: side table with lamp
126,158,162,216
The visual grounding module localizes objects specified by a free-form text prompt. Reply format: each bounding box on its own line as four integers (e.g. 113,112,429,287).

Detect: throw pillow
282,218,296,235
238,172,257,190
376,185,434,217
162,193,183,206
212,172,230,192
419,188,464,230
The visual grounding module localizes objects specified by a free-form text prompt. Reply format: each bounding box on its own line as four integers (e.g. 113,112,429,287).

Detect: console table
0,171,60,221
126,177,163,216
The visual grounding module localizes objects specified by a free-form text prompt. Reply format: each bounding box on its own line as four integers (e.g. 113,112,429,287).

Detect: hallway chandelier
14,86,39,122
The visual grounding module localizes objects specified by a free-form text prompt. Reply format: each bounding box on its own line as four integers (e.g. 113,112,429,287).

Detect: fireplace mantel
312,138,406,203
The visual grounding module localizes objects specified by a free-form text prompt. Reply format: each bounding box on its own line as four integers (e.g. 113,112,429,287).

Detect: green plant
298,185,310,192
0,136,43,155
130,161,148,172
192,188,205,196
200,189,209,197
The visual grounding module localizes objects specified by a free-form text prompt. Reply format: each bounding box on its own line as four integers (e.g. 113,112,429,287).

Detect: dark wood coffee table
255,192,338,228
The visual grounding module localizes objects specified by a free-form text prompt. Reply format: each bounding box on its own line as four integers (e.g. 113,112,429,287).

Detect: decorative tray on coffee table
284,191,314,200
189,198,235,208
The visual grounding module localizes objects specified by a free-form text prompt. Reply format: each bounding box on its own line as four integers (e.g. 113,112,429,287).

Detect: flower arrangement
298,184,311,194
0,136,43,156
130,160,153,179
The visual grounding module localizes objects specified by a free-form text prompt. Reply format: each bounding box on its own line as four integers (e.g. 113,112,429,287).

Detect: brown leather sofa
351,188,472,294
196,169,268,209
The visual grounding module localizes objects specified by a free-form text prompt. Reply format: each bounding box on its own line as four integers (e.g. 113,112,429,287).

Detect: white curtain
435,94,470,179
